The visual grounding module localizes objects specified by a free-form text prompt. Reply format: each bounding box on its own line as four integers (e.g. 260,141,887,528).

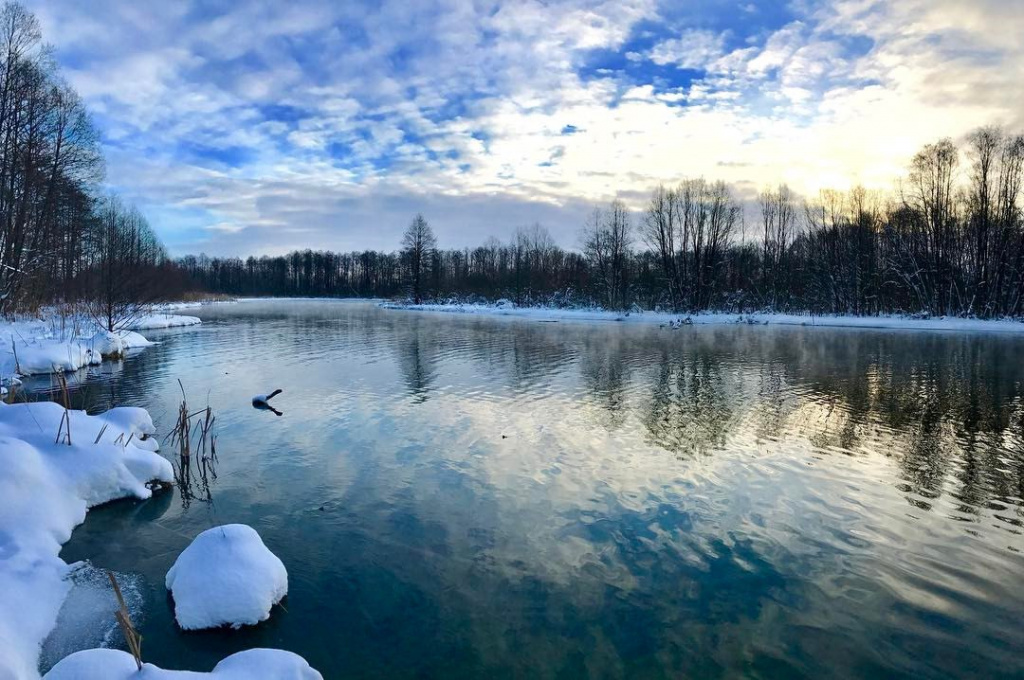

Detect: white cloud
649,29,729,70
23,0,1024,256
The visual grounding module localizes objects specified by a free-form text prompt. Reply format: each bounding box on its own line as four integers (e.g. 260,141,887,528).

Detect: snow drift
0,401,173,680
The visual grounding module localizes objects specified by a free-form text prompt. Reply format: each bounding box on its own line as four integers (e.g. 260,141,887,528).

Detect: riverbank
0,400,174,679
380,301,1024,333
0,310,201,392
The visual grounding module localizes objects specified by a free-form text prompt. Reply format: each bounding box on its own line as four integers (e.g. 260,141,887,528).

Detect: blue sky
29,0,1024,256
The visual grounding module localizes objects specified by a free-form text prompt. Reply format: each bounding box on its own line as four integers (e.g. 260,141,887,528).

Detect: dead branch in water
107,570,143,670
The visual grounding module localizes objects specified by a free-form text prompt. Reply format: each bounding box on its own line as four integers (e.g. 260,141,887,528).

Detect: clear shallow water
39,301,1024,679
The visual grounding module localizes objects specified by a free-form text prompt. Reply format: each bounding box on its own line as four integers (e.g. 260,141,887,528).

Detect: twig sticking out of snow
107,571,143,670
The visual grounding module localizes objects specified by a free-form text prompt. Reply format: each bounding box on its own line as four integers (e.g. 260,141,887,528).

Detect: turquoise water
45,301,1024,679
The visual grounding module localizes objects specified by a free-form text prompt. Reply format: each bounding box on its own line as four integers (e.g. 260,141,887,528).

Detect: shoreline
379,301,1024,334
0,311,202,391
0,305,323,678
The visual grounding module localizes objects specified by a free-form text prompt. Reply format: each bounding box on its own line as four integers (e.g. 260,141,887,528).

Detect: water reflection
252,401,283,416
49,303,1024,679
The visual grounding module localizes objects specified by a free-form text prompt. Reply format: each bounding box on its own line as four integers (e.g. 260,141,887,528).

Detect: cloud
24,0,1024,256
649,29,729,71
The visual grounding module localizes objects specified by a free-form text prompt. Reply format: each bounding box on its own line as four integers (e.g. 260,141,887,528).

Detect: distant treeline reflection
393,318,1024,524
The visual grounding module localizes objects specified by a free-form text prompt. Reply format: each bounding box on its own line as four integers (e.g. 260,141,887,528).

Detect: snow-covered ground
129,313,201,330
166,524,288,631
0,311,201,390
380,301,1024,333
0,401,172,680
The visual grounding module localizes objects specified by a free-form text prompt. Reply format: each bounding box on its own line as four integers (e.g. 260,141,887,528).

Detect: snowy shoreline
0,401,173,679
0,306,323,677
380,301,1024,334
0,312,201,391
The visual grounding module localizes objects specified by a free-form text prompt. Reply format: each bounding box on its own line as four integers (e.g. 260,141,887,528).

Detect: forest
1,0,1023,320
185,130,1024,318
0,2,185,328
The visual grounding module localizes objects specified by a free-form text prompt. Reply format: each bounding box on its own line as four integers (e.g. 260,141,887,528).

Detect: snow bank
380,301,1024,334
165,524,288,631
0,401,173,680
86,330,155,358
45,648,323,679
116,330,153,350
0,308,196,387
0,320,101,378
127,314,201,330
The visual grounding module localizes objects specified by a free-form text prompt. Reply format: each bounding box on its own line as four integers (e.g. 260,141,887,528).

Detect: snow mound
0,401,172,680
116,330,153,350
165,524,288,630
128,314,201,330
88,331,125,358
1,318,155,381
45,648,323,679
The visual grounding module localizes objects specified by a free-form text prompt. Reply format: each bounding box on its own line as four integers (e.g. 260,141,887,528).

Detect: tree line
3,0,1022,321
0,2,181,329
187,127,1024,318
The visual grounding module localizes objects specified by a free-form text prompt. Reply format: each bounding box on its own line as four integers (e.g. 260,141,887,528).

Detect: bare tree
401,213,436,303
641,185,683,309
760,184,795,309
86,196,166,332
583,200,632,309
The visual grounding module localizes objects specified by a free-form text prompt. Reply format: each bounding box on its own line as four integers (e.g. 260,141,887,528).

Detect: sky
29,0,1024,256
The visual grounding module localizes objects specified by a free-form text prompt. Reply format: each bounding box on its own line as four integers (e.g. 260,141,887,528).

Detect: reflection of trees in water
397,325,438,403
549,326,1024,520
641,350,735,456
753,362,796,443
579,334,633,430
387,314,1024,521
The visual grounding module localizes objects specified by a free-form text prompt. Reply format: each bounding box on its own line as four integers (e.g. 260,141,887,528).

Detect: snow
0,401,173,680
127,313,202,330
0,303,315,679
0,400,320,679
45,648,323,679
0,309,197,389
380,301,1024,333
165,524,288,631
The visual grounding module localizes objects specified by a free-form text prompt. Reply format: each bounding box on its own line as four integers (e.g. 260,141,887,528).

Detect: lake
40,300,1024,679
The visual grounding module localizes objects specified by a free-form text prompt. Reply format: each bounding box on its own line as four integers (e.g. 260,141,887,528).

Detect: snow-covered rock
88,330,125,358
116,330,153,350
0,401,173,680
45,648,323,679
165,524,288,631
